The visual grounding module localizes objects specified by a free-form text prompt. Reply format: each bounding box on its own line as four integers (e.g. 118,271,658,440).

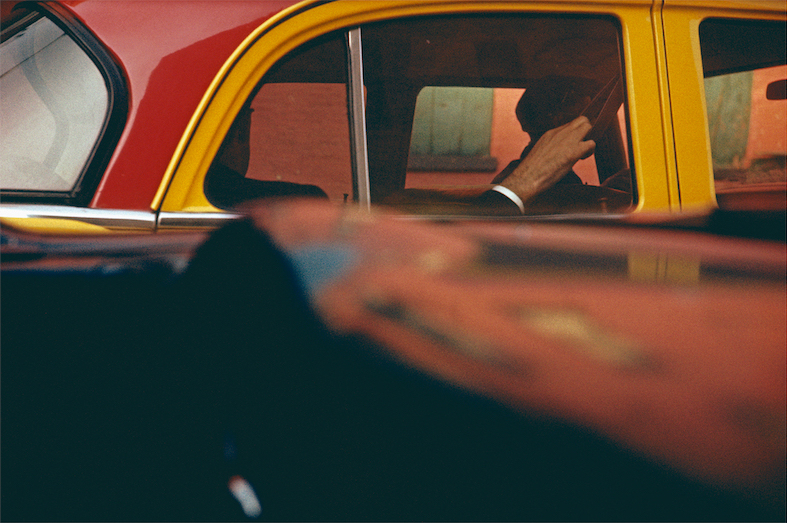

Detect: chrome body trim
347,27,371,211
157,211,241,229
0,204,156,230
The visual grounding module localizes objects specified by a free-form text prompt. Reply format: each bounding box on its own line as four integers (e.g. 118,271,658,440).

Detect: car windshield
0,11,108,193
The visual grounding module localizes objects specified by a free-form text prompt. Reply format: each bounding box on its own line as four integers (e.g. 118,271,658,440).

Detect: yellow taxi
1,0,784,231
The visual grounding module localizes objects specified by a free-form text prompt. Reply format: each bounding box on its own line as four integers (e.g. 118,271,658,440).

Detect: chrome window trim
157,211,241,230
0,204,156,230
346,27,371,211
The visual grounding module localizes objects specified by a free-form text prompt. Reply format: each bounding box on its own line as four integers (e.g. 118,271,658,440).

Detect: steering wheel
528,75,628,213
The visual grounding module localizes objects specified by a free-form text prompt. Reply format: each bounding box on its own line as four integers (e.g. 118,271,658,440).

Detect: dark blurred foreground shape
2,206,785,522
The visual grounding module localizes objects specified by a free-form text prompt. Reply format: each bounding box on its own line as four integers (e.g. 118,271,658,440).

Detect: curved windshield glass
1,13,108,192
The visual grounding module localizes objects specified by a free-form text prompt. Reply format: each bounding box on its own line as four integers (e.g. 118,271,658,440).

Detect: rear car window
700,19,787,210
1,11,109,195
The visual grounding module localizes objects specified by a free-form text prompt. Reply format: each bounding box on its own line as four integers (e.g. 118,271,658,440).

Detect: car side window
207,13,633,215
361,14,633,215
204,33,352,209
0,10,109,197
699,19,786,211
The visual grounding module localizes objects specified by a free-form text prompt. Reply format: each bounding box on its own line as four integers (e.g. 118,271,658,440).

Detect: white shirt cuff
491,185,525,214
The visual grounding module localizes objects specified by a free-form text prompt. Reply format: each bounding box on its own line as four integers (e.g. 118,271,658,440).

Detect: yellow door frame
660,0,786,213
154,0,671,216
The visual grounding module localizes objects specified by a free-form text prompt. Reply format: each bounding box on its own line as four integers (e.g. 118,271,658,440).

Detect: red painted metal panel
61,1,299,210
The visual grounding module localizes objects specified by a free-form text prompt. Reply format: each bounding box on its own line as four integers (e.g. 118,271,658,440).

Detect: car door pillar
347,27,372,211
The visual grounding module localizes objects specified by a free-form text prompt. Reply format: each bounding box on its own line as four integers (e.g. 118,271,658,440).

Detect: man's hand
499,116,595,203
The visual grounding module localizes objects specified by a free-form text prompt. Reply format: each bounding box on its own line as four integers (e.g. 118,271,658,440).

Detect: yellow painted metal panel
661,1,786,212
622,0,673,212
158,0,667,214
665,1,786,13
0,218,111,234
648,1,681,211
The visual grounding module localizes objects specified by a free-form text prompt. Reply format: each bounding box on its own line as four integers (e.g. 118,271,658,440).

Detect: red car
2,0,296,229
3,196,785,521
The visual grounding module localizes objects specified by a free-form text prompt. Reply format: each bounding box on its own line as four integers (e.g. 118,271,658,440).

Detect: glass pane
205,33,352,209
1,15,108,192
700,19,786,211
706,67,786,193
361,14,632,215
